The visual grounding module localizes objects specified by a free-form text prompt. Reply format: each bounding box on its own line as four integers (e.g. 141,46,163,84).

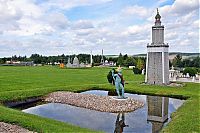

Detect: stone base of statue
111,96,128,100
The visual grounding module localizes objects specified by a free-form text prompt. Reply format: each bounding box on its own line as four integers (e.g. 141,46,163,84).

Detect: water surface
22,90,184,133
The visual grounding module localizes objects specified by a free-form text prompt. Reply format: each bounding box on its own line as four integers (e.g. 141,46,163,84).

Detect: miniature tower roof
155,8,161,26
155,8,161,20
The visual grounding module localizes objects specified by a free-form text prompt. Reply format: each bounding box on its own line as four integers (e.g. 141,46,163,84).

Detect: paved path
45,91,144,113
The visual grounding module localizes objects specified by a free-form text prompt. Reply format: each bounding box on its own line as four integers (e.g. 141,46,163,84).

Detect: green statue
114,113,128,133
111,66,125,98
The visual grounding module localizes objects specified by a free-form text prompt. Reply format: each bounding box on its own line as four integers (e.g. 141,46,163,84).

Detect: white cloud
179,39,190,46
0,0,199,57
0,1,22,22
165,32,178,41
72,20,94,30
75,28,94,36
0,0,46,36
46,12,69,29
40,0,112,10
121,5,151,18
171,0,199,14
123,24,151,35
193,20,199,28
0,0,22,33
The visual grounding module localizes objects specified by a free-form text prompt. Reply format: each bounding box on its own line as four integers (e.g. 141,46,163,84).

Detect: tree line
0,53,199,69
171,54,200,68
170,54,200,76
0,54,103,65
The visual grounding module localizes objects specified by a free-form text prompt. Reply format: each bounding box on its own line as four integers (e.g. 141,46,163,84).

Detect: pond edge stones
0,122,34,133
45,91,144,113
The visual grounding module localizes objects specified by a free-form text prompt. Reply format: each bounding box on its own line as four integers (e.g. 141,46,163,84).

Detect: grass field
0,66,199,133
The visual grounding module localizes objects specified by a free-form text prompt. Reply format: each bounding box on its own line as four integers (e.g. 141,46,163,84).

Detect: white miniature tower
145,9,169,85
101,49,104,65
66,57,72,67
90,51,93,65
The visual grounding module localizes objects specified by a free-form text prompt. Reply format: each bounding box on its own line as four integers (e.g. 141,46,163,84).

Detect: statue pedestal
111,96,128,100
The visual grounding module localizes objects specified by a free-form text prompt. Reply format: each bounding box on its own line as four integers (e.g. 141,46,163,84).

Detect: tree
0,58,4,64
123,54,128,60
183,67,197,77
117,53,123,66
192,56,200,68
172,54,182,67
124,57,135,67
136,58,144,70
30,54,42,64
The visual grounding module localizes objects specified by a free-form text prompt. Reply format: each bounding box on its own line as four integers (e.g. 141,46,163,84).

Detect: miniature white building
72,56,80,67
66,58,72,67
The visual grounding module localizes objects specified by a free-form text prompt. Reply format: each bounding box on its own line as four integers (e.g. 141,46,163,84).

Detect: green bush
133,67,142,74
183,67,197,77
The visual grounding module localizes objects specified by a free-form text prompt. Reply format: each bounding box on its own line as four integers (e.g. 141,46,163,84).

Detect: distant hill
105,55,119,58
133,52,199,60
104,53,199,60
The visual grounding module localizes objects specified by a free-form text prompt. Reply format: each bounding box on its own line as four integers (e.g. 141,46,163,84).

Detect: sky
0,0,199,57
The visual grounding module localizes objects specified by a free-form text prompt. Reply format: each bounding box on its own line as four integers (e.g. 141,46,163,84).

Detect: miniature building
66,56,90,68
145,9,169,85
72,56,80,67
147,95,169,133
66,57,72,67
59,63,64,68
169,66,180,81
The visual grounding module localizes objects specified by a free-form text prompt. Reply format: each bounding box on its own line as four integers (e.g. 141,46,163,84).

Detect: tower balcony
147,43,169,47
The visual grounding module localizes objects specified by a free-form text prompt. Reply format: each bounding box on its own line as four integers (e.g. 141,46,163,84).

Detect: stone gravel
0,122,34,133
45,91,144,113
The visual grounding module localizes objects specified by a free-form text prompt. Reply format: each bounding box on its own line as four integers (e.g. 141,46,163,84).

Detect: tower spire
155,8,161,26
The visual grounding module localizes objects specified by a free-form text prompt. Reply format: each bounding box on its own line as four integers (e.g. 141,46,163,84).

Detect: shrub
133,67,142,74
183,67,197,77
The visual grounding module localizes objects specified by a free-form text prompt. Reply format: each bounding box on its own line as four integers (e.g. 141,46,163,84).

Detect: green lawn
0,66,199,133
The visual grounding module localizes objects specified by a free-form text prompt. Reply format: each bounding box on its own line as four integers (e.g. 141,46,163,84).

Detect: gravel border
45,91,144,113
0,122,34,133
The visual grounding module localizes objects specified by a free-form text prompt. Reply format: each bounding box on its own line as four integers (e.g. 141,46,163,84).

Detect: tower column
145,52,149,83
162,51,165,84
90,51,93,64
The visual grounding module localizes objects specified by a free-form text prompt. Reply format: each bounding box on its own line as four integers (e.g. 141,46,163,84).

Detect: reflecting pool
22,90,184,133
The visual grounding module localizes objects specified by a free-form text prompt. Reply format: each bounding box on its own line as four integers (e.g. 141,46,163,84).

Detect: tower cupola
155,8,161,26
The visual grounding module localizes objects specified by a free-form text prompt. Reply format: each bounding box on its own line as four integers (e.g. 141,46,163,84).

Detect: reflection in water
114,113,128,133
147,96,169,133
21,90,184,133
